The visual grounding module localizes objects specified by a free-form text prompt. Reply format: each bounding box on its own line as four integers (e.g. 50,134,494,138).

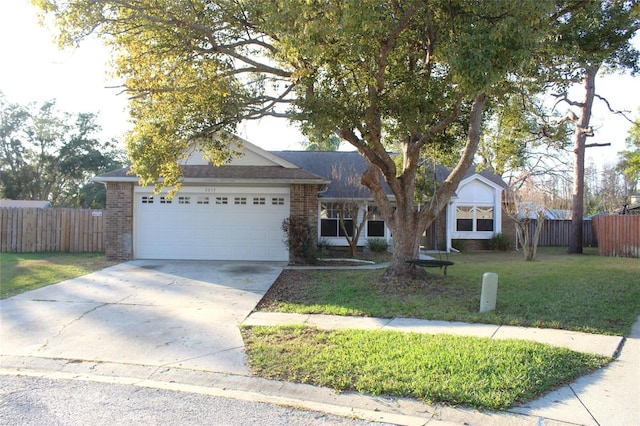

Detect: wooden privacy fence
526,219,597,247
0,208,105,253
592,215,640,258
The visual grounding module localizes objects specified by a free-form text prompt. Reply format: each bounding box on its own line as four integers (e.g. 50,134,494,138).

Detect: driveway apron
0,261,285,375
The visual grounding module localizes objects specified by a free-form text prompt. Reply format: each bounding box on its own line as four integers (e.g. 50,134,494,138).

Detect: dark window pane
338,219,354,237
367,220,385,237
457,219,473,231
477,219,494,231
321,219,338,237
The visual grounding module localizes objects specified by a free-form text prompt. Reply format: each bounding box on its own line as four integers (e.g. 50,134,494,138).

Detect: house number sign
204,187,217,193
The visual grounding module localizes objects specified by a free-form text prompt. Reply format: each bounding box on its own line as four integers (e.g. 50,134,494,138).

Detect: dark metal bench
405,258,454,275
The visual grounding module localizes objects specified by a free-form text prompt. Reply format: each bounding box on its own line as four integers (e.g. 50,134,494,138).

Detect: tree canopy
0,93,126,207
619,109,640,194
34,0,609,278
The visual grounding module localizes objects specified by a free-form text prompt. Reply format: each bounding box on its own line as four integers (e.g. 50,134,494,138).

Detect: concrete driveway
0,260,285,375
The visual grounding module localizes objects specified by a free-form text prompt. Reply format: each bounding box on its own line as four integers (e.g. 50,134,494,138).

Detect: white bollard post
480,272,498,313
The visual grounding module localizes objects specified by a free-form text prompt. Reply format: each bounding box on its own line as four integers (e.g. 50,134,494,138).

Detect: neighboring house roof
0,199,51,208
517,202,572,220
614,202,640,215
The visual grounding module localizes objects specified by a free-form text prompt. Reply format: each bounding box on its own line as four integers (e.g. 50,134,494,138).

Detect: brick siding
289,183,320,261
105,182,134,261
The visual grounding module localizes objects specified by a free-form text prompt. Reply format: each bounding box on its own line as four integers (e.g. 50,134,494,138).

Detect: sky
1,1,638,168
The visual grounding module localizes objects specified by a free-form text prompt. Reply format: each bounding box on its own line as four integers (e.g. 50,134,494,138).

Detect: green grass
257,247,640,336
0,252,117,299
242,325,608,410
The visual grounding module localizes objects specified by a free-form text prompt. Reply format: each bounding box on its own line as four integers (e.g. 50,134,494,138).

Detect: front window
366,205,385,237
456,205,493,232
320,202,353,237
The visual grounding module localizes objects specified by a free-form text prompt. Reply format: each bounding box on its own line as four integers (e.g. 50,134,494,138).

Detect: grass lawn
256,247,640,336
0,252,117,299
243,247,639,409
242,325,608,410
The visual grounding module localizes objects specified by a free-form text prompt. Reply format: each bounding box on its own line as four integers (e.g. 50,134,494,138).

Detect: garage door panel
134,189,289,261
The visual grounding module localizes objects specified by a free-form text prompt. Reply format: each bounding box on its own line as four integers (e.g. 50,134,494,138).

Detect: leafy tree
478,90,573,190
478,89,574,257
584,160,632,215
618,109,640,196
539,0,639,253
0,94,126,207
302,133,342,151
35,0,558,280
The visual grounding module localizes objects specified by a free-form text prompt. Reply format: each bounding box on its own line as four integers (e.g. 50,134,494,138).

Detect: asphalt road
1,375,391,426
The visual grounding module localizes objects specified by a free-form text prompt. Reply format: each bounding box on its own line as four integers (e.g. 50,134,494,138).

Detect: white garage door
134,186,290,261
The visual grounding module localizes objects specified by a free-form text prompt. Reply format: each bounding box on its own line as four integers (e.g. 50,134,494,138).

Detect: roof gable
181,134,299,168
458,172,506,192
95,136,327,184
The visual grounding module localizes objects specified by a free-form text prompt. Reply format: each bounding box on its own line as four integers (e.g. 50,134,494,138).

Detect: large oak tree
35,0,558,279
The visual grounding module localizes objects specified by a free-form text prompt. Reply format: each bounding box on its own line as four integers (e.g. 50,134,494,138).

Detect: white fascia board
93,176,329,185
318,196,397,203
459,173,503,191
92,176,139,183
184,177,329,185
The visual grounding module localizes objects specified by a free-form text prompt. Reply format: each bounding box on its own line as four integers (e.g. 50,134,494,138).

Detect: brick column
105,182,134,261
290,183,318,230
289,183,319,262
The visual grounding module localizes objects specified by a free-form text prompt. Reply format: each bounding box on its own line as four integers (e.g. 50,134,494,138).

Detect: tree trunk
568,66,598,254
351,93,486,282
531,215,544,260
516,219,534,261
382,211,427,280
374,94,487,281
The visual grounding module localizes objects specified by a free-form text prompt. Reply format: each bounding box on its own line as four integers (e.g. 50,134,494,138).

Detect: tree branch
594,94,636,125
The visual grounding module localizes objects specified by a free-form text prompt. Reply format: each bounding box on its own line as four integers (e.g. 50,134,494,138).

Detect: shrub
316,238,332,258
488,233,512,251
282,216,317,264
366,238,389,253
451,239,468,252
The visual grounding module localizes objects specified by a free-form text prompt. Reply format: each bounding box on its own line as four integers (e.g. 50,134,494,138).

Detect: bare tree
330,163,370,258
504,186,546,261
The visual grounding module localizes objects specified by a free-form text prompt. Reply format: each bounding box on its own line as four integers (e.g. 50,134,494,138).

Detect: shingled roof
95,149,507,194
272,150,507,198
271,151,390,198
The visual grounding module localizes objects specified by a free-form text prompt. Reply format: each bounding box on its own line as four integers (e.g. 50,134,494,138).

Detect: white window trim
317,200,391,245
447,191,503,250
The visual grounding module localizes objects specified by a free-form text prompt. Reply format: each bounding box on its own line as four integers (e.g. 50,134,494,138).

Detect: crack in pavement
36,296,132,353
